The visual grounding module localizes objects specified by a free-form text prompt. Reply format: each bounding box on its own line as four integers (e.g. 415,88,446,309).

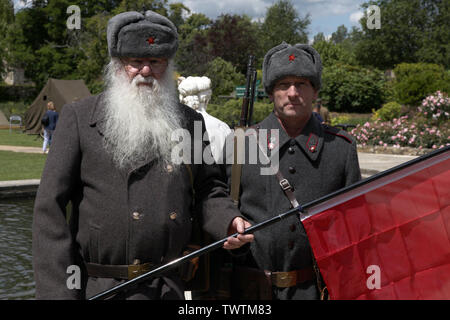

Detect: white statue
178,76,231,163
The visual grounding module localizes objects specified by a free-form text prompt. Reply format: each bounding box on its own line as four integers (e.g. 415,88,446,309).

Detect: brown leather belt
264,267,315,288
85,262,154,280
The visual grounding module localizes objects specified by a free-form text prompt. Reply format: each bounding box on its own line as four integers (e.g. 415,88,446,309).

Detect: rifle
239,55,257,128
231,55,257,204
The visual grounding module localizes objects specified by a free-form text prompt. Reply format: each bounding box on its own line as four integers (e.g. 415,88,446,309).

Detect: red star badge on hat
289,54,296,61
147,37,155,45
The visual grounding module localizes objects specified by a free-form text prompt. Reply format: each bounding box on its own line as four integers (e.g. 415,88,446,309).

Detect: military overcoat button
288,166,296,174
166,164,174,173
310,145,316,152
288,147,295,154
289,140,296,146
169,212,177,220
132,212,140,220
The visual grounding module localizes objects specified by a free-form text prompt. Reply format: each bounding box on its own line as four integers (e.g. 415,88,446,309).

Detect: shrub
418,91,450,123
351,115,449,150
372,101,402,121
208,99,272,127
392,63,450,106
320,64,386,113
205,57,245,103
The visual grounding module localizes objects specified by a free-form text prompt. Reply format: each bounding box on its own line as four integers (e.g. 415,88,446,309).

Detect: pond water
0,197,35,300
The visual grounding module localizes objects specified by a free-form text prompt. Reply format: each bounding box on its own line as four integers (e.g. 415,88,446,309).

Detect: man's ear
313,90,319,101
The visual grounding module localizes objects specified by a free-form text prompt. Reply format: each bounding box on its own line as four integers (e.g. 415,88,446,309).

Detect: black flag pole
89,146,449,300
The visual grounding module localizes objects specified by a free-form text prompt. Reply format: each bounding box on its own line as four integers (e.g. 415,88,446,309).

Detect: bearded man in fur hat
32,10,253,300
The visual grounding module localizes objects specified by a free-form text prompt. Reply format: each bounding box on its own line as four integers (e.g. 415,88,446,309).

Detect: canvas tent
24,78,91,134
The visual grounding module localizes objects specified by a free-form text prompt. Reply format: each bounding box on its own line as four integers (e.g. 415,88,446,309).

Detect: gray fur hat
107,10,178,58
263,42,322,94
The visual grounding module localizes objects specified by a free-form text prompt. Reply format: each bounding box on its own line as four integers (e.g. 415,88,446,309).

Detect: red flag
302,148,450,299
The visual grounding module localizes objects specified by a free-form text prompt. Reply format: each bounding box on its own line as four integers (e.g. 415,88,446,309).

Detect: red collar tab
306,133,318,153
289,54,296,62
147,37,155,45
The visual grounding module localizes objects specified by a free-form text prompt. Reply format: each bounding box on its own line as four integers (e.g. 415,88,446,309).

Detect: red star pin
147,37,155,45
289,54,295,61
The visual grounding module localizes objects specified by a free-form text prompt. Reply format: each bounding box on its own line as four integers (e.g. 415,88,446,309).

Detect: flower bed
350,91,450,154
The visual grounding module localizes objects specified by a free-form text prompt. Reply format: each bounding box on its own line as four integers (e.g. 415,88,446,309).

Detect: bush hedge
392,63,450,106
320,64,386,113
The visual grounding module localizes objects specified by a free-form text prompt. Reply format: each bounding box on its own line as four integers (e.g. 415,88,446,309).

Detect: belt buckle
273,271,296,288
279,179,292,191
128,263,151,280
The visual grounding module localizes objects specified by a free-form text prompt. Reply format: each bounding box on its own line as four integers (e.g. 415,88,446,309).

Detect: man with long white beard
32,10,253,300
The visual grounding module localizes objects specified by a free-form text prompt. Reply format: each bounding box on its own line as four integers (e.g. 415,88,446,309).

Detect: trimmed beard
102,58,181,169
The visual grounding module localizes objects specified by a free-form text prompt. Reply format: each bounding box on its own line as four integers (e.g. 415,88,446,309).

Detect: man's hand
223,217,254,250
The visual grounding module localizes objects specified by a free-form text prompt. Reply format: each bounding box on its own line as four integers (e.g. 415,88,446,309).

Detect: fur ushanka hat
107,10,178,58
262,42,322,94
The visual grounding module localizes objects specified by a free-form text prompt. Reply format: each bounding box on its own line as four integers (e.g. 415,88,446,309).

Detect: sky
13,0,367,40
168,0,367,39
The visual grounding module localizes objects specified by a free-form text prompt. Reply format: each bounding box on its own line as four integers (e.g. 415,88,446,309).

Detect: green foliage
260,0,310,54
372,101,402,121
356,0,449,69
204,57,245,102
76,13,111,93
175,13,212,77
0,0,14,75
208,14,261,74
208,99,272,127
0,101,29,120
312,40,357,67
320,64,386,113
392,63,450,106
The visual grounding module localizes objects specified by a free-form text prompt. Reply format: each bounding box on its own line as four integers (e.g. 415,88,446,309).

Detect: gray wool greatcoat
225,112,361,300
32,93,241,300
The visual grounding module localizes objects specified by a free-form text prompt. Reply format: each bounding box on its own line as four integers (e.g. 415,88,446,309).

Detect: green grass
0,150,46,181
0,128,42,147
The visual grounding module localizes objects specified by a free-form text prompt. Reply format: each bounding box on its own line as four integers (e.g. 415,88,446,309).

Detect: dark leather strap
275,171,299,208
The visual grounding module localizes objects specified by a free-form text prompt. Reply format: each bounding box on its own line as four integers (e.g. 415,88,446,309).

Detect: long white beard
102,59,181,169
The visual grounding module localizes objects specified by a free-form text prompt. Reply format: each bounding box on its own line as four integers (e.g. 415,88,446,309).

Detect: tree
175,13,212,77
204,57,244,102
312,32,326,44
207,14,260,74
330,25,348,44
76,13,111,93
0,0,14,77
260,0,310,53
313,41,357,67
355,0,449,69
168,2,190,29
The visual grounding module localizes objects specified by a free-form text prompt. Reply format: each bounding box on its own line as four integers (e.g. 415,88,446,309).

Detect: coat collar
258,112,324,162
88,93,107,131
